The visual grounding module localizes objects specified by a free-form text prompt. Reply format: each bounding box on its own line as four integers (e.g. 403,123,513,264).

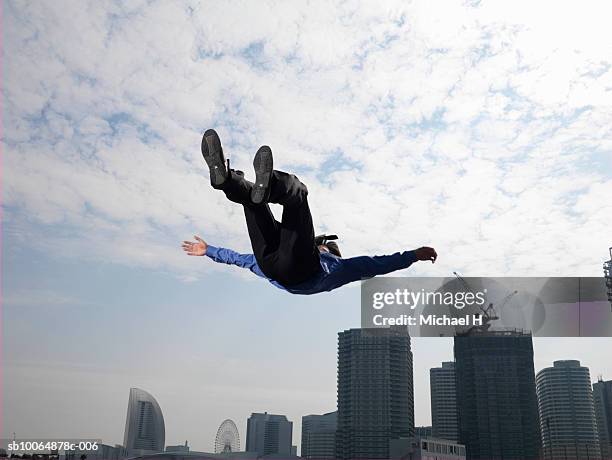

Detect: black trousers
219,169,321,286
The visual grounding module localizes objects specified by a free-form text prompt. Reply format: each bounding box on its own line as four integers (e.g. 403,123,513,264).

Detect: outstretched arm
182,235,259,271
334,246,437,285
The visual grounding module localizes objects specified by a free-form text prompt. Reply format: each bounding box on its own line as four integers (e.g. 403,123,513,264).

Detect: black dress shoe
251,145,273,204
201,129,228,188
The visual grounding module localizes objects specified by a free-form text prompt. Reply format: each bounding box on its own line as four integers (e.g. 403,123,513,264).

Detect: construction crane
604,247,612,311
453,271,517,336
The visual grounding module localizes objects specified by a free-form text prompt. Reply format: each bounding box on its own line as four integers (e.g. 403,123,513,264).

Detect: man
182,129,437,295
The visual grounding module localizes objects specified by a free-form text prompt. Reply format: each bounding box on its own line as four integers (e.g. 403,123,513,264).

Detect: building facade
593,379,612,460
301,411,337,459
336,327,414,459
123,387,165,454
390,436,466,460
415,426,433,438
537,361,602,460
165,442,189,453
454,332,541,460
430,362,459,442
245,412,292,457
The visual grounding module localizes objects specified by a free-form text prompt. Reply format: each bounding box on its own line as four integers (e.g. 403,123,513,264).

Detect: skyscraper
537,361,601,460
336,327,414,460
245,412,293,457
593,378,612,460
301,411,337,459
430,362,459,441
454,332,541,460
123,387,165,454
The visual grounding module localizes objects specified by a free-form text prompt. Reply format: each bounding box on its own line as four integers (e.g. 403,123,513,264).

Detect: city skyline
7,336,611,460
5,328,612,454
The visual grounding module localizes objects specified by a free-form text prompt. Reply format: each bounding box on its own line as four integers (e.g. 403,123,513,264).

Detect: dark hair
323,241,341,257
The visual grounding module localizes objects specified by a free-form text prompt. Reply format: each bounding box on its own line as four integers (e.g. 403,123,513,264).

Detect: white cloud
4,0,612,279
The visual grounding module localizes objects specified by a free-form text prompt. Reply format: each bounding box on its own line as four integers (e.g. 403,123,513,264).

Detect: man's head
315,234,341,257
319,241,341,257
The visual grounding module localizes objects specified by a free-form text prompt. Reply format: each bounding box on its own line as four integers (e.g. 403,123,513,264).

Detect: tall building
430,362,459,441
245,412,292,457
454,332,541,460
301,411,337,459
537,361,601,460
336,327,414,460
123,387,165,454
593,378,612,460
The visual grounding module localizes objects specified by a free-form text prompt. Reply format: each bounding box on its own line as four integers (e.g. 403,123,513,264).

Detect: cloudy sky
3,0,612,453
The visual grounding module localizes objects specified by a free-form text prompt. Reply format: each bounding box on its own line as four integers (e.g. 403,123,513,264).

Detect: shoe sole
201,129,227,187
251,146,273,204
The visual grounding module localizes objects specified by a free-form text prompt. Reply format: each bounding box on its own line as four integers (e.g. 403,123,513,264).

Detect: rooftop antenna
604,247,612,311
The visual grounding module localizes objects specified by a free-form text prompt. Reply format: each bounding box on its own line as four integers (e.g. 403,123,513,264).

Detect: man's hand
415,246,437,263
182,235,208,256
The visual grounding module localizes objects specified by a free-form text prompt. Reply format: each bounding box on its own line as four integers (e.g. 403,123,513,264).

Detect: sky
3,0,612,453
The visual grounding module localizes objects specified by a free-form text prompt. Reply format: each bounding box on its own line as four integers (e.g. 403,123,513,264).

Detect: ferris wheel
214,419,240,453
